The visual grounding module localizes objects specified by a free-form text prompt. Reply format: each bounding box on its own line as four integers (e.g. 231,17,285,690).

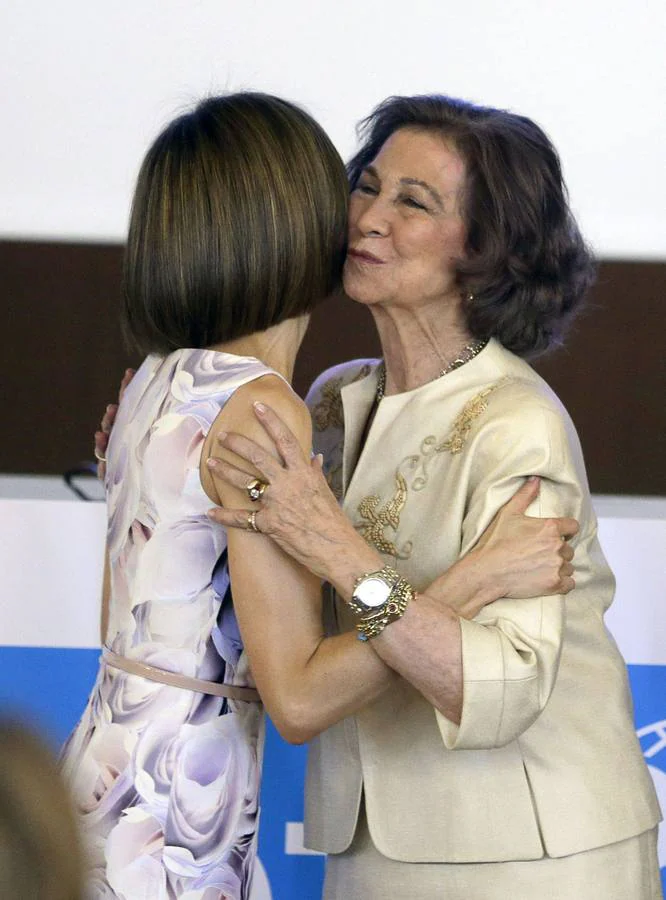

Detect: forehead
369,127,466,193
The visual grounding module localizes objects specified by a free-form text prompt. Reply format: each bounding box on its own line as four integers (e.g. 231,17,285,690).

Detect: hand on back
93,368,135,479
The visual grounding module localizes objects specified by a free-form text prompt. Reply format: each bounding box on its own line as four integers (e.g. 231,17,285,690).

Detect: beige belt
102,648,261,703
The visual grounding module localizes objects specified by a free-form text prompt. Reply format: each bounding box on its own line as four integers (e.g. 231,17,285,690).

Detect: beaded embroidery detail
311,364,373,433
355,473,413,559
354,379,510,556
436,380,507,455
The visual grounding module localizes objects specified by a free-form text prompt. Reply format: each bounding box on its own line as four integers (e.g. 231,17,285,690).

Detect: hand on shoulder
201,375,311,506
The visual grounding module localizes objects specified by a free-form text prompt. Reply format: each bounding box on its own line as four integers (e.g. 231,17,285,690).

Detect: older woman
207,96,662,898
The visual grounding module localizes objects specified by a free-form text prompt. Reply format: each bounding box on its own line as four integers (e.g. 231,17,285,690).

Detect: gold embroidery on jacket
355,473,413,559
312,364,374,499
354,379,510,548
404,438,438,492
311,364,373,432
407,379,509,491
436,381,507,455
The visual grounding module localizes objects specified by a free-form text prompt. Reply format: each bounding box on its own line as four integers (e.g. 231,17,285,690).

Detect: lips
347,248,384,264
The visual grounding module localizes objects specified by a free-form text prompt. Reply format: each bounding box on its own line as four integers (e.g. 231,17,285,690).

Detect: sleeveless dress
61,348,277,900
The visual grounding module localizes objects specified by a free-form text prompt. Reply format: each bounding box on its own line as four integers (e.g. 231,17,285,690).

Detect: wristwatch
349,566,401,616
349,565,416,640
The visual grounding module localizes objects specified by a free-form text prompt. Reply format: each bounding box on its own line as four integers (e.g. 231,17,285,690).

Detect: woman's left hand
94,368,135,479
206,403,367,583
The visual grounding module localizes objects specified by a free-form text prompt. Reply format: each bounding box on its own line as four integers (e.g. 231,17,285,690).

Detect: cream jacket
303,339,660,862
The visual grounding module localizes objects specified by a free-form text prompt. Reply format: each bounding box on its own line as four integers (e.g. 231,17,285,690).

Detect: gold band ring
94,448,107,463
247,510,260,533
246,478,268,502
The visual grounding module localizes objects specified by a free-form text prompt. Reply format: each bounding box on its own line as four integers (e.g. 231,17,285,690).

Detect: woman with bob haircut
70,91,580,899
206,95,662,898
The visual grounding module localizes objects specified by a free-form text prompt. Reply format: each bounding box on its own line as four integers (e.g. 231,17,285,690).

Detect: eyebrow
363,165,444,209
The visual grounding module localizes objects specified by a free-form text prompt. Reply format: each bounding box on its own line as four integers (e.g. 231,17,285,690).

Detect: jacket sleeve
436,388,594,750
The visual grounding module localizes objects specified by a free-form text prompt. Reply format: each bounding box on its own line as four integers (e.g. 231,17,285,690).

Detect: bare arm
200,378,398,743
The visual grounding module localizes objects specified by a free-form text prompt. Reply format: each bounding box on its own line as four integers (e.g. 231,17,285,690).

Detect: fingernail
206,509,217,519
216,431,227,442
106,404,114,412
206,457,217,468
253,402,266,413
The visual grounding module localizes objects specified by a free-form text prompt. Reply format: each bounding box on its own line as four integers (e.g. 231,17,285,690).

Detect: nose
352,194,391,238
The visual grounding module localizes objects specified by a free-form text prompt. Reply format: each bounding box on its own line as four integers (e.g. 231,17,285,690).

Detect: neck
208,314,309,383
370,300,474,396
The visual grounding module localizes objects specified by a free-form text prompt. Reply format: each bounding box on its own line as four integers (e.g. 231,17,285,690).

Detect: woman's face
343,127,467,313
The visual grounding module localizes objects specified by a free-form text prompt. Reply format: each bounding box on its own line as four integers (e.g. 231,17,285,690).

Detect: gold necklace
375,339,488,402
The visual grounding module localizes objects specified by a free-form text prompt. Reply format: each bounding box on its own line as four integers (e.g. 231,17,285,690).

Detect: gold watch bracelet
351,566,416,642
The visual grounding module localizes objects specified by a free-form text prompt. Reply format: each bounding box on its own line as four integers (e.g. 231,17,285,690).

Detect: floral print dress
61,349,276,900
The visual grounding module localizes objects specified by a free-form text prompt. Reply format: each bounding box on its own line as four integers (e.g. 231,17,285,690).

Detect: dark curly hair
347,95,596,358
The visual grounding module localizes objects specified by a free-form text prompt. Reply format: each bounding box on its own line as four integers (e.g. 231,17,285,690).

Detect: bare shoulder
220,375,312,449
201,374,311,504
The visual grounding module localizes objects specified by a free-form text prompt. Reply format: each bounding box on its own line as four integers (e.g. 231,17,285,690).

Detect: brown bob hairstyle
123,92,348,356
348,95,596,358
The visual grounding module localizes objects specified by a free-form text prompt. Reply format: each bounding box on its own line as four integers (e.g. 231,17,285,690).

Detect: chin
343,271,383,308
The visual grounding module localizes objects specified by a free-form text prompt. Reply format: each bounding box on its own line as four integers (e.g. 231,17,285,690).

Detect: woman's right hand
429,477,578,620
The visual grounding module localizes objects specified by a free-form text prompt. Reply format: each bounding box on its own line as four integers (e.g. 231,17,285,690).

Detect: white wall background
2,0,665,258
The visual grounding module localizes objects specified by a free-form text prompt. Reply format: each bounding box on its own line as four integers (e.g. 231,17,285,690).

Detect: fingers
553,516,579,539
100,368,133,438
559,575,575,594
206,456,256,491
216,431,284,480
253,402,306,467
118,368,135,403
94,430,109,456
100,403,118,435
94,430,108,480
559,542,574,562
207,505,264,533
504,476,540,514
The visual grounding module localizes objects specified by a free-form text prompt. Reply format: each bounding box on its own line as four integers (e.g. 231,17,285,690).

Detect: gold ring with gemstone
246,478,268,502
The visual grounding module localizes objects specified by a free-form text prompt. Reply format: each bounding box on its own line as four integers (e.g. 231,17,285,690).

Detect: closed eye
401,195,427,211
355,182,378,196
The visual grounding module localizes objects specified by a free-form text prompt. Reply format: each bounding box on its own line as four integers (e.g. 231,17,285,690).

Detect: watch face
356,576,391,609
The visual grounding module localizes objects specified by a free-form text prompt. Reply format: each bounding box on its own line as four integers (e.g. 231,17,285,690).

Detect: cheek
347,196,364,234
402,224,461,269
403,225,465,287
435,223,467,270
